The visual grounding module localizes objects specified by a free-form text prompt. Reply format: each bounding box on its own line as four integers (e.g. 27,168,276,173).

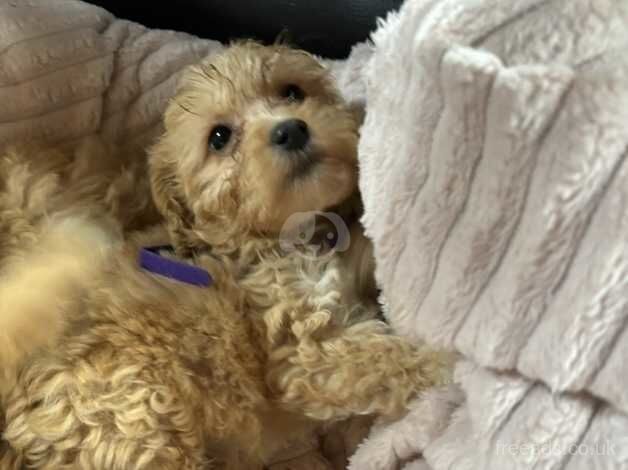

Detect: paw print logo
279,211,350,259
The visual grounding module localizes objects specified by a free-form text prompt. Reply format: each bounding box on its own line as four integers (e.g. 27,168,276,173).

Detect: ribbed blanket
345,1,628,468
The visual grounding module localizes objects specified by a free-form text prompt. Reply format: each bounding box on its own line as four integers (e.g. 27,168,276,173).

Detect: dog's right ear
148,137,197,256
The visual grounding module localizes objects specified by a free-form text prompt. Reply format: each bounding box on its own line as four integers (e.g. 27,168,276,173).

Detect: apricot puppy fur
0,43,451,469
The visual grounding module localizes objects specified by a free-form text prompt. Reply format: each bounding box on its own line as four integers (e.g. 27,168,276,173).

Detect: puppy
0,43,451,469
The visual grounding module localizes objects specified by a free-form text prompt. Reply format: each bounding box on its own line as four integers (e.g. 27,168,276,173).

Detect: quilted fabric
0,0,220,148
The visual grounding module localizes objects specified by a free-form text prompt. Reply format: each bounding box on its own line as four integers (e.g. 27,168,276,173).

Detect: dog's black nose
270,119,309,151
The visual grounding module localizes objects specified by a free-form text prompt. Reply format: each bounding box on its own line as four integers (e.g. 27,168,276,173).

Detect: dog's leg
267,320,454,421
2,368,211,470
0,216,119,396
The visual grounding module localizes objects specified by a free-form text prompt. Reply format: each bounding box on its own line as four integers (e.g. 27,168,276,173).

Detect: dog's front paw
268,322,455,422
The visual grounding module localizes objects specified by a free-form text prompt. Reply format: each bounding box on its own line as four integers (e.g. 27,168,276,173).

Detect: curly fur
0,43,453,470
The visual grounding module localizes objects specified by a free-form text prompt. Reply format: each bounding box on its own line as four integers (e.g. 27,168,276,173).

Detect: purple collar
139,246,213,287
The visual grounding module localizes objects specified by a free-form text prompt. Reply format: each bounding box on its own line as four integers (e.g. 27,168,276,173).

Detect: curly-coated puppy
0,43,451,470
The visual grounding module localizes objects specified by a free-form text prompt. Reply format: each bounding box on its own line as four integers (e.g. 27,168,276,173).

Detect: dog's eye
208,125,232,151
281,84,305,102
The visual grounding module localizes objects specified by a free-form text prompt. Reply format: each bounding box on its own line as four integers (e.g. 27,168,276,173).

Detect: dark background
86,0,403,59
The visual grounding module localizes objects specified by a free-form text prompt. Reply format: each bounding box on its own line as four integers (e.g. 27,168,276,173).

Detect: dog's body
0,43,451,469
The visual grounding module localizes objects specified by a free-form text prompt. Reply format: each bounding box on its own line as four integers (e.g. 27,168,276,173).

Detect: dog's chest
238,251,346,316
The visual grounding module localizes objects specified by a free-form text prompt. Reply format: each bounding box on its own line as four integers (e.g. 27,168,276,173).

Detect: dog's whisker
205,64,236,94
176,101,201,117
261,59,274,86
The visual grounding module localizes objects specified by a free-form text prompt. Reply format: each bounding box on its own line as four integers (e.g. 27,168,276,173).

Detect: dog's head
150,42,360,252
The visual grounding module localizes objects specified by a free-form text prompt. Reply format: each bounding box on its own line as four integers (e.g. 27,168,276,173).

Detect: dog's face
150,43,360,250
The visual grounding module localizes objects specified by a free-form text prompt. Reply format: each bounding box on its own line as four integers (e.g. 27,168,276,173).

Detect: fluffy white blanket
345,1,628,469
2,1,628,468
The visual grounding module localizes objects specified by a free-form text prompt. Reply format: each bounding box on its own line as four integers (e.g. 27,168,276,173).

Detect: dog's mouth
266,118,357,192
285,147,320,180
